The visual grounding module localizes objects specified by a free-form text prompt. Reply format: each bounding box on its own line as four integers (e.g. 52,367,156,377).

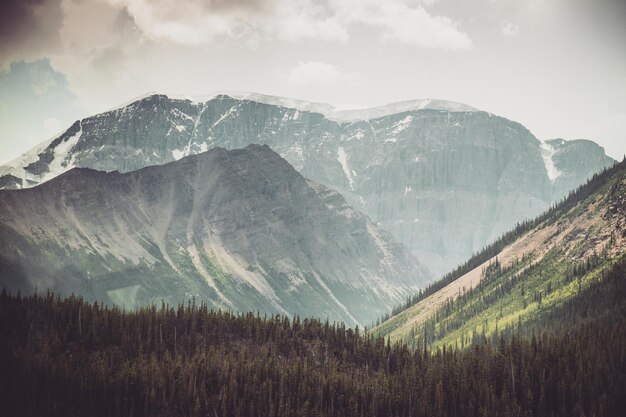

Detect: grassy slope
373,159,626,348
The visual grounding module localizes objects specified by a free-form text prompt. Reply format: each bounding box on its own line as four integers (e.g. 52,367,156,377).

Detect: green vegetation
374,158,625,329
401,248,617,350
374,157,626,347
2,264,626,417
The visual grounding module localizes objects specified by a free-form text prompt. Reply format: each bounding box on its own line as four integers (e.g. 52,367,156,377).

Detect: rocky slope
0,145,430,326
0,93,615,275
373,159,626,346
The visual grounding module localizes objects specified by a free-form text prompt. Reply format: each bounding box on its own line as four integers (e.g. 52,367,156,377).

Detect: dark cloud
84,8,141,83
113,7,141,37
0,0,64,67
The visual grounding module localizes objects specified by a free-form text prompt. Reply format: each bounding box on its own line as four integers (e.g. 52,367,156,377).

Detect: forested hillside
373,158,626,346
1,275,625,417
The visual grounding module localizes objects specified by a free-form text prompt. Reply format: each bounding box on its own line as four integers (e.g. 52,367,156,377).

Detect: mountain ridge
119,91,480,121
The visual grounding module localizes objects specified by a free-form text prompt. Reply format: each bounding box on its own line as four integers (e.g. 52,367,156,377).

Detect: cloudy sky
1,0,625,163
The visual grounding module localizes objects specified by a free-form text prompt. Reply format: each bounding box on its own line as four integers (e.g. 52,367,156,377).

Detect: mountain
0,93,615,276
0,145,430,326
547,138,616,198
373,159,626,348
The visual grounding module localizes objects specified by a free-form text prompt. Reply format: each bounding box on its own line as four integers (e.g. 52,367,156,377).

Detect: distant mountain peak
148,91,479,121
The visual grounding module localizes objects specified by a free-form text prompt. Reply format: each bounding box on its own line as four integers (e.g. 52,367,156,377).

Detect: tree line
1,275,625,417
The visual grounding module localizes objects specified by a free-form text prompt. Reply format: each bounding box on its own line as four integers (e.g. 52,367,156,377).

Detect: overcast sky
1,0,625,163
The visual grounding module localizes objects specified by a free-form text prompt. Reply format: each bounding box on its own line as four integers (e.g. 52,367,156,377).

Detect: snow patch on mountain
0,140,54,188
337,146,356,189
347,130,365,141
391,115,414,135
42,121,83,183
212,105,237,128
0,122,83,188
218,92,477,122
0,139,51,174
539,140,562,182
172,149,186,160
169,91,478,122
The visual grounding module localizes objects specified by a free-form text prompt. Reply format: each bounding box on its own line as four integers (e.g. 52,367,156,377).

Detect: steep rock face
546,138,617,200
0,94,615,276
0,145,430,326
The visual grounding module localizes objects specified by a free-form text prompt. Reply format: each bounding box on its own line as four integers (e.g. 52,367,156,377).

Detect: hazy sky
1,0,625,163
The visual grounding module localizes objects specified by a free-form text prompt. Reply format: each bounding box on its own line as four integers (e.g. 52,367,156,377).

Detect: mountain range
0,93,614,276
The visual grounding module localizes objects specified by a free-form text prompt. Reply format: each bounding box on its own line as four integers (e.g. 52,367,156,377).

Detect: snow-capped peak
166,91,479,122
0,137,55,174
326,98,478,121
0,91,477,190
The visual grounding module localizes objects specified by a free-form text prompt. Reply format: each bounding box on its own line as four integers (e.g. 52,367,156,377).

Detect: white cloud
379,4,472,49
580,112,626,160
104,0,350,45
501,21,520,37
273,6,349,43
332,0,473,50
104,0,471,50
0,60,82,164
284,61,362,86
43,117,63,136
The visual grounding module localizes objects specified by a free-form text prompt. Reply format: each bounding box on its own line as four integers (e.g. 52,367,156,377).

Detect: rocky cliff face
0,93,615,276
0,145,429,326
547,138,617,200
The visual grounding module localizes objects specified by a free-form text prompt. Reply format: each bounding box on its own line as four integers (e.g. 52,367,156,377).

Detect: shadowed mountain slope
0,144,430,326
